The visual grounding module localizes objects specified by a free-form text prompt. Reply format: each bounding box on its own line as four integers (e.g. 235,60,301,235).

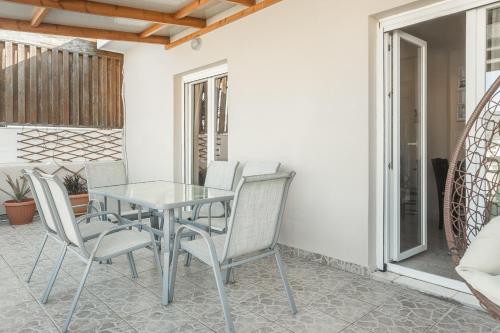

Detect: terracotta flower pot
4,199,36,225
69,193,89,216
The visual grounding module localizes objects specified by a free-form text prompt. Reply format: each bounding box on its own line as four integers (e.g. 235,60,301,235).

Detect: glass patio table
89,180,234,305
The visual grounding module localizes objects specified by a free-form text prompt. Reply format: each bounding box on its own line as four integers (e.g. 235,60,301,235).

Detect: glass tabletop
89,181,234,210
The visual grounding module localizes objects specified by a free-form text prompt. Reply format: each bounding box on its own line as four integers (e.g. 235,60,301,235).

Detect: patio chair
190,161,281,234
85,160,150,223
170,172,297,332
180,160,239,230
23,169,116,302
39,172,162,333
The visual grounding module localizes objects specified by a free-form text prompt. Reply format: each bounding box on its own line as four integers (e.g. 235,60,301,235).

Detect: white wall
123,0,421,269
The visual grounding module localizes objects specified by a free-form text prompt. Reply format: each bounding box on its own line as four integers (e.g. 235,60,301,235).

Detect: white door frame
181,63,228,184
375,0,499,289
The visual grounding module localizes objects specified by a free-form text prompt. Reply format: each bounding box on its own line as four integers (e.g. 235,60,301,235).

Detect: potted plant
63,174,89,216
1,174,36,225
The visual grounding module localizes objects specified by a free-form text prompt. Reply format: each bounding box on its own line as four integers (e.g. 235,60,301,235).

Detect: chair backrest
222,172,295,261
39,173,86,251
204,161,240,190
22,169,60,235
242,161,281,177
85,160,127,189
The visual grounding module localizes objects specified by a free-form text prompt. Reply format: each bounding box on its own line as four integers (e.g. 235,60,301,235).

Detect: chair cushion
85,229,152,259
79,219,116,241
456,215,500,306
181,234,226,266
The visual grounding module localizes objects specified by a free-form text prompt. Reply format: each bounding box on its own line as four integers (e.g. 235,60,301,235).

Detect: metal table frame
89,180,234,305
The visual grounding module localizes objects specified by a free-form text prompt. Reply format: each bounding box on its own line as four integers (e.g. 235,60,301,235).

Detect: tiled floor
1,219,499,333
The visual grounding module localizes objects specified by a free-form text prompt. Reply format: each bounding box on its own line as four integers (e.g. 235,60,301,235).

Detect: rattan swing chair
444,74,500,320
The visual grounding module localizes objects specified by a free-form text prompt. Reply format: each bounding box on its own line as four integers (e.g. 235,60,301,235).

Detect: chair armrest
76,211,124,225
175,224,222,265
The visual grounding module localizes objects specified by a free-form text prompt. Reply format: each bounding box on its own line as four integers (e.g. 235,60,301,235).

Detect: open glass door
390,30,428,261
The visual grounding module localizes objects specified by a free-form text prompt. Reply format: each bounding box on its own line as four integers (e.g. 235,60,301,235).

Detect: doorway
386,13,467,283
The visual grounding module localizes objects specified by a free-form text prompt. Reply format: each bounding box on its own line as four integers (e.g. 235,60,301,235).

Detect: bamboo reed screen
0,40,123,129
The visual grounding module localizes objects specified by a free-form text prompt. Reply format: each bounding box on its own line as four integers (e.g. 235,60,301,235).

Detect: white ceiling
0,0,239,37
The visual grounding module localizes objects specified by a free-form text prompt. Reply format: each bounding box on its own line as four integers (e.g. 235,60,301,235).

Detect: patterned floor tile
40,287,133,333
275,306,350,333
309,291,377,323
235,291,306,322
124,304,212,332
0,300,58,333
198,307,290,333
428,305,500,333
377,291,457,323
354,309,436,333
87,276,160,316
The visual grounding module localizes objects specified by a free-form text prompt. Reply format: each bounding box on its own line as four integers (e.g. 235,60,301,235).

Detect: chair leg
224,259,233,284
127,252,138,279
275,249,297,314
62,260,93,333
184,235,195,267
169,234,183,302
26,232,49,283
40,243,67,304
211,261,235,333
151,238,163,279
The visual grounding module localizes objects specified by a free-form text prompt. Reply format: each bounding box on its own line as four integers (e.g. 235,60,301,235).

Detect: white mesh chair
242,161,281,177
190,161,281,234
23,169,117,302
170,172,297,332
85,160,147,222
39,173,161,333
181,161,239,232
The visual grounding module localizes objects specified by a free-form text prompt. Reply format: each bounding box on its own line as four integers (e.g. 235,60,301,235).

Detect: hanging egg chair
444,74,500,319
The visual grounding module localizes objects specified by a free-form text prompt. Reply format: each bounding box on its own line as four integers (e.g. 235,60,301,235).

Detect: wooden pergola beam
175,0,211,19
0,17,170,45
166,0,281,50
3,0,206,28
140,23,166,38
140,0,212,39
226,0,256,6
31,7,49,27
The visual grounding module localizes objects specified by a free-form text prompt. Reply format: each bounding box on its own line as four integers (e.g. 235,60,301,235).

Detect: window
183,65,228,185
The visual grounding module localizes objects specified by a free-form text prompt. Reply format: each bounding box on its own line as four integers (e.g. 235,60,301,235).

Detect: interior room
394,13,466,281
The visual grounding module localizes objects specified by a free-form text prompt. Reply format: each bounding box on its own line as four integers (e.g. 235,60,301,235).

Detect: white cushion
456,216,500,306
181,234,226,266
79,218,116,241
84,229,152,259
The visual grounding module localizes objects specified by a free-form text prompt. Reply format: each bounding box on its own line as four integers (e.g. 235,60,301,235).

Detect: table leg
161,208,175,305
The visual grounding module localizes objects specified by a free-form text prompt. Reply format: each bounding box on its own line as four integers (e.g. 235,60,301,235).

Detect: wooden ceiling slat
31,7,49,27
3,0,206,28
0,17,170,45
166,0,281,49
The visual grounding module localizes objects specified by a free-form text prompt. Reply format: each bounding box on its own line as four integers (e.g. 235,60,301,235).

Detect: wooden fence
0,40,123,128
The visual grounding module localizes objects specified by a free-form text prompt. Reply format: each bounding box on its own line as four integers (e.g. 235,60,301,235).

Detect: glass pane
192,81,208,185
215,76,228,161
399,39,423,253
